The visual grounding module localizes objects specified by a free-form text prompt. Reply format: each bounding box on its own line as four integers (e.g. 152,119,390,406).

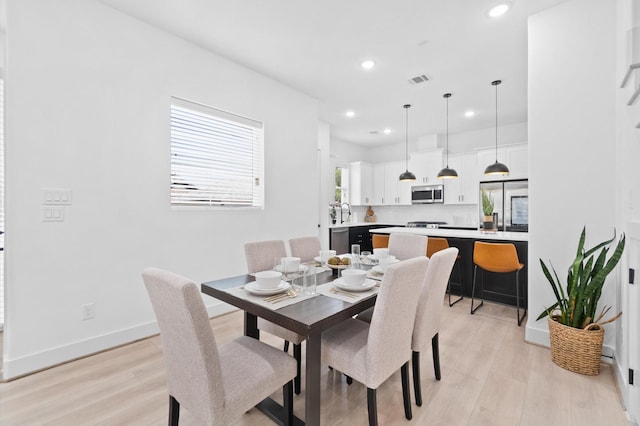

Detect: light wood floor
0,299,629,425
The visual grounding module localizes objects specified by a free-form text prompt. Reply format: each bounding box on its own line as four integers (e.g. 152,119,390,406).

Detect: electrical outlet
82,303,95,321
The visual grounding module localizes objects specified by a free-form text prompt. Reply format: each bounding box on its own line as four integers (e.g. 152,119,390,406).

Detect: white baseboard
2,302,237,380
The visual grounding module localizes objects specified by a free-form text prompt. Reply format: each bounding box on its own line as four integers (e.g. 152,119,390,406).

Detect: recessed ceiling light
488,3,511,18
464,110,475,118
361,60,376,70
345,110,355,118
383,128,392,135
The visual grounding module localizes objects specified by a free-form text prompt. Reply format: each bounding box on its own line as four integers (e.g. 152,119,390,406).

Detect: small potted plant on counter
481,189,495,231
537,226,625,375
330,204,337,224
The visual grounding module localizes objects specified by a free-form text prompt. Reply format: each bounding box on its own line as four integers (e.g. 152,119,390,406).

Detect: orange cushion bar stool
372,234,389,249
470,241,527,326
427,237,464,307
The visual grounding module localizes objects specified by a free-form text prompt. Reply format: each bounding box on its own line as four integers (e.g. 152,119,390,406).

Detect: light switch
42,189,72,205
42,206,64,222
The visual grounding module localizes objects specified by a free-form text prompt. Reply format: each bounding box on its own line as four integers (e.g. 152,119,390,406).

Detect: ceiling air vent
408,74,430,85
369,130,379,135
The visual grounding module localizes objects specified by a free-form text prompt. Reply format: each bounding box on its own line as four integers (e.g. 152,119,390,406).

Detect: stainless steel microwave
411,184,444,204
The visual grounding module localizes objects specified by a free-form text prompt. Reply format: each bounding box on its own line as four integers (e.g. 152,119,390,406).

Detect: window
170,97,264,207
334,166,348,203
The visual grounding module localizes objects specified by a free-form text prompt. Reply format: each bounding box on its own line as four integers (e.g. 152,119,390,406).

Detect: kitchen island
371,226,528,309
369,226,528,242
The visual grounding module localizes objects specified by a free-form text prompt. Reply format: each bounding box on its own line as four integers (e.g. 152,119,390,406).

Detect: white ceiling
99,0,568,146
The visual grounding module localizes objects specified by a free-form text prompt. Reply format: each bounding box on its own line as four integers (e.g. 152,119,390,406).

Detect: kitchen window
170,97,264,207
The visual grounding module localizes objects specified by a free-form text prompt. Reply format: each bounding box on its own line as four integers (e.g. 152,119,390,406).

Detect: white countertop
370,226,529,242
328,222,403,229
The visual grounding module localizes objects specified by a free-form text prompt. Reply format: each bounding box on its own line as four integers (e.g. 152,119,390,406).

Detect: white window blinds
170,98,264,207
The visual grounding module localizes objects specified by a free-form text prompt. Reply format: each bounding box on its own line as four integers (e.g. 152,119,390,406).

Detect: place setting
317,268,379,302
227,267,320,308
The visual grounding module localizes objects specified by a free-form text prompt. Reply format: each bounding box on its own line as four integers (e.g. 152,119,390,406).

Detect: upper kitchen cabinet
410,150,443,185
477,144,528,181
504,145,528,179
372,163,386,205
349,161,373,206
443,153,479,205
372,161,411,206
384,162,412,205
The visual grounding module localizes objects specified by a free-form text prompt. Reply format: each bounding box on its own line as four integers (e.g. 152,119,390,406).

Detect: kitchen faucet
340,202,351,224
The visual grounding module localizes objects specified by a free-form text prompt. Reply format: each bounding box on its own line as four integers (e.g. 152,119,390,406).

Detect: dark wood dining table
201,268,378,426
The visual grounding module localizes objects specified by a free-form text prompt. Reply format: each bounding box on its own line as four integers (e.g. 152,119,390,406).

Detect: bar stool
372,234,389,248
470,241,526,326
427,237,464,306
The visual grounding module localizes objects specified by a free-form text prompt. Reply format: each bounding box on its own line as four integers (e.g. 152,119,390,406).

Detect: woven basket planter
548,317,604,375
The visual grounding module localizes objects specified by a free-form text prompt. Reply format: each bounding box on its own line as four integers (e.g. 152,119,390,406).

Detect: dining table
201,264,380,426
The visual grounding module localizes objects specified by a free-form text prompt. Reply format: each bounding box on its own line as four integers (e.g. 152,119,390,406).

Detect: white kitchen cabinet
477,144,527,181
383,162,409,205
505,144,528,179
410,150,443,185
443,153,479,205
371,161,411,205
372,163,386,205
349,161,373,206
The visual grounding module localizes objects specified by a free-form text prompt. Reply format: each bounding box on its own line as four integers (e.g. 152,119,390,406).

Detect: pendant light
484,80,510,175
399,104,416,182
437,93,459,179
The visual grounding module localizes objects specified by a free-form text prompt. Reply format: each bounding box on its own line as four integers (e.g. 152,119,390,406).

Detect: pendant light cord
446,95,450,167
492,80,501,162
404,104,410,170
444,93,451,168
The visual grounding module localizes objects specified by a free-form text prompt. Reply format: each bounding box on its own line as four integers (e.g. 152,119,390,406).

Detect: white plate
333,278,376,292
245,281,291,296
274,264,309,273
372,265,385,274
368,254,396,261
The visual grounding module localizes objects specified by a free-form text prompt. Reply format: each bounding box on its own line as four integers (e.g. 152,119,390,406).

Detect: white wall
448,122,527,155
527,0,617,351
3,0,319,378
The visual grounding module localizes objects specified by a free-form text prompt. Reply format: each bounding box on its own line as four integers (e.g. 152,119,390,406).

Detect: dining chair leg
283,380,293,426
411,351,422,407
367,387,378,426
432,333,441,380
448,260,464,307
169,395,180,426
293,343,302,394
283,340,290,353
470,265,484,314
401,362,412,420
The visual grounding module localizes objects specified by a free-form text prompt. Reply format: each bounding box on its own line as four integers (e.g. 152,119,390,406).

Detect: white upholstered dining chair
142,267,296,426
411,247,458,406
244,240,306,394
388,233,428,260
288,236,321,263
356,233,430,324
322,257,429,426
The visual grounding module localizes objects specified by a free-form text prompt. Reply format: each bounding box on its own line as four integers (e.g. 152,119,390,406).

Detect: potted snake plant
481,189,494,230
538,226,625,375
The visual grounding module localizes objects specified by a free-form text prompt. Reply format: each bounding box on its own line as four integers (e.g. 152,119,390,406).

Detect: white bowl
320,250,337,262
281,256,301,273
373,248,390,259
341,268,367,286
378,257,400,272
255,270,283,289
